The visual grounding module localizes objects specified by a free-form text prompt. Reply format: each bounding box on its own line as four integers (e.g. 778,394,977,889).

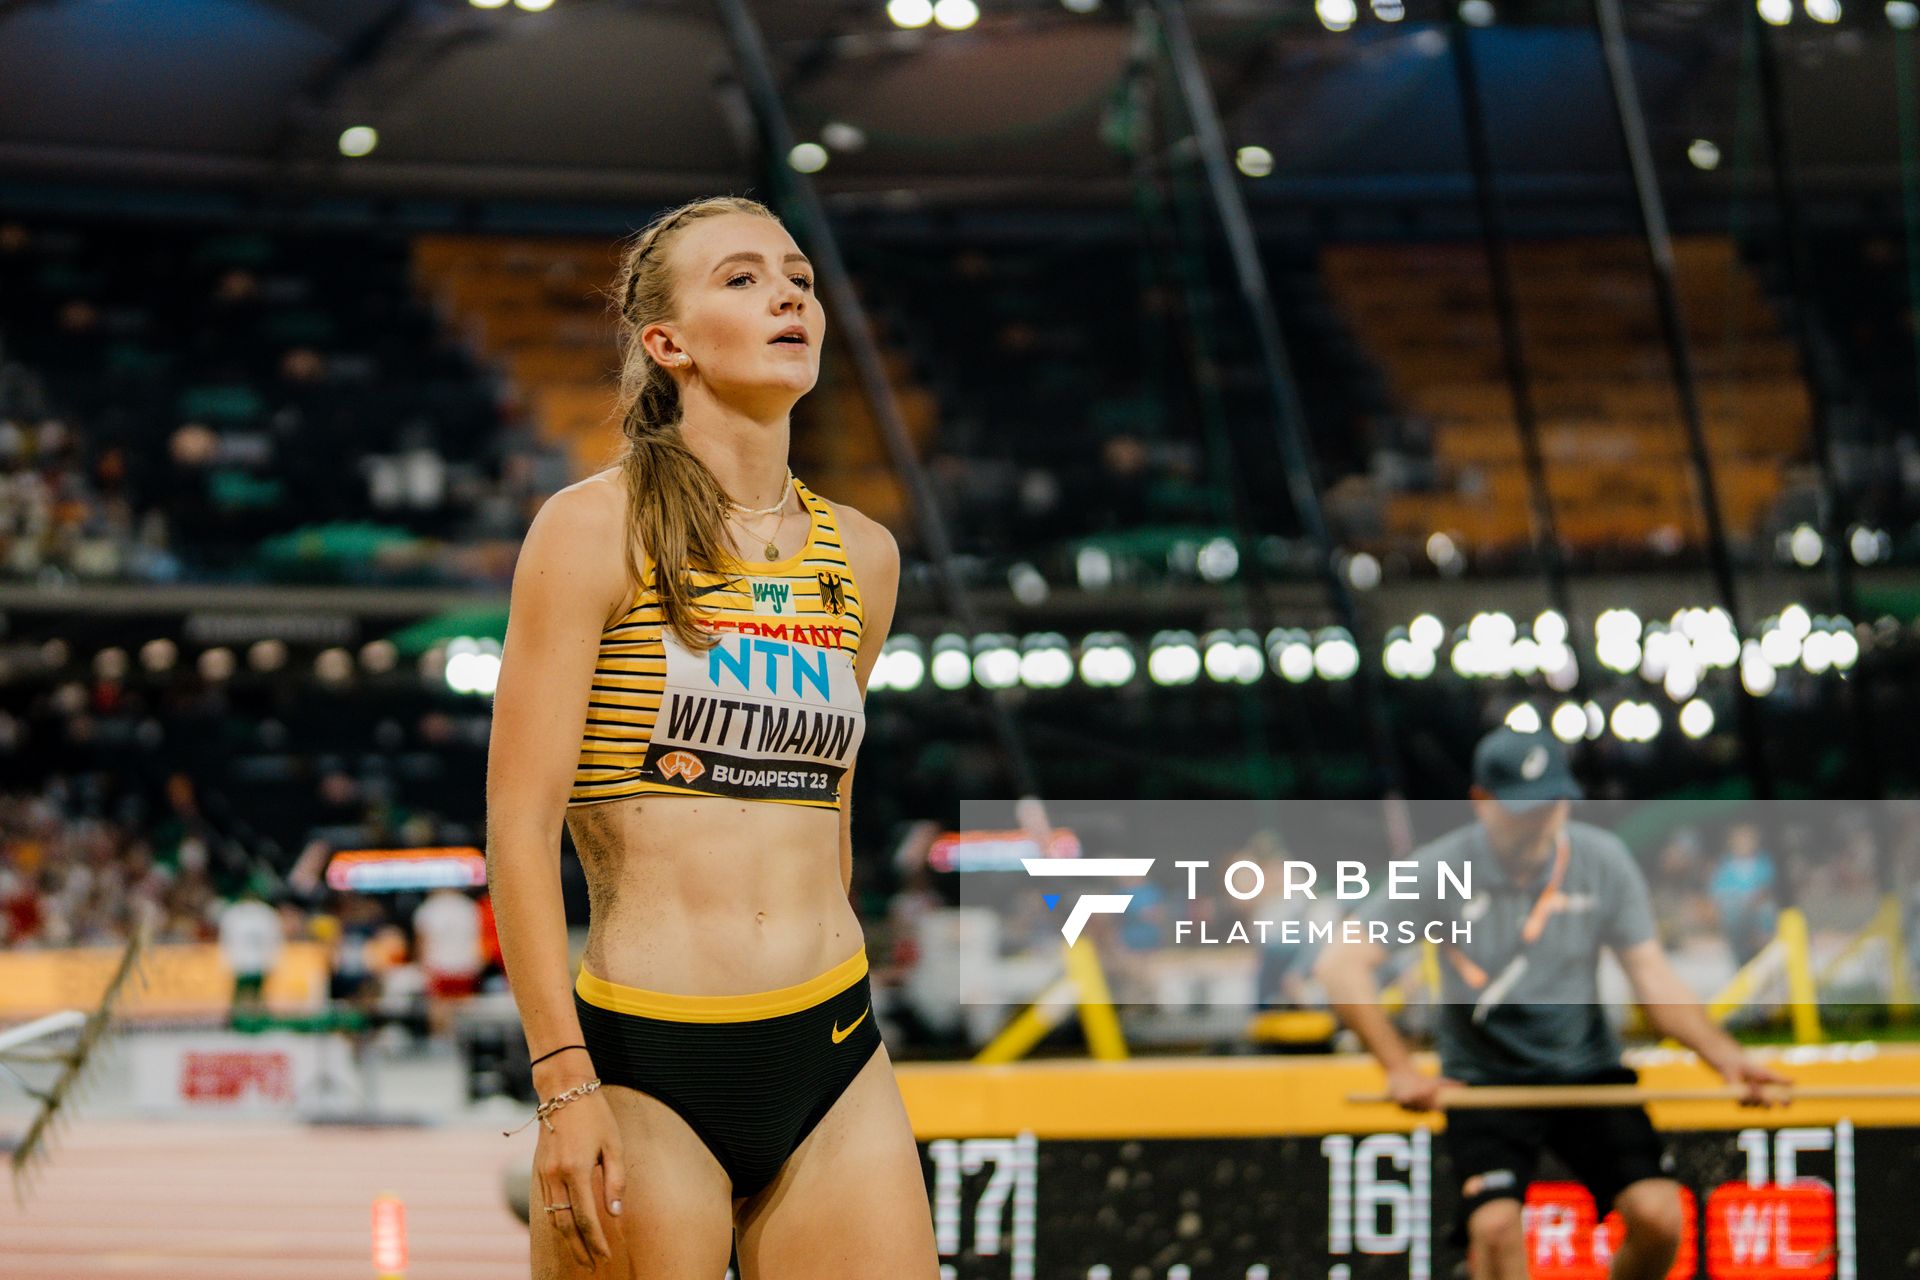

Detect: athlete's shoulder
531,468,627,544
515,470,632,619
814,493,899,584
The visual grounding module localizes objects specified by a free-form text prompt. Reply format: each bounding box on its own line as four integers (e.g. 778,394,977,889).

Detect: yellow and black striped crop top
569,473,867,811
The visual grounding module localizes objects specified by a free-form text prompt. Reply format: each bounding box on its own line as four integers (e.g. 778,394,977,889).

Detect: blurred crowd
0,217,567,586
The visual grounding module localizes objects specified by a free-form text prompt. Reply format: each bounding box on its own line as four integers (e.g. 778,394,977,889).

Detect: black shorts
574,947,883,1198
1445,1067,1673,1243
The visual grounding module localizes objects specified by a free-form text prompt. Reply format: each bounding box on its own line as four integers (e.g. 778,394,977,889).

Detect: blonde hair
610,195,782,652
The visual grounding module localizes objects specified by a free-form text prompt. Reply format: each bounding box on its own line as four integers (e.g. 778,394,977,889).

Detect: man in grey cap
1316,726,1785,1280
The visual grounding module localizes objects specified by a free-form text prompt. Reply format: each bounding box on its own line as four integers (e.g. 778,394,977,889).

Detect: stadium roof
0,0,1906,213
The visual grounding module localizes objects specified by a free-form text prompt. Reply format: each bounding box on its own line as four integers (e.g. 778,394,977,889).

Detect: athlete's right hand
533,1086,626,1269
1385,1066,1459,1112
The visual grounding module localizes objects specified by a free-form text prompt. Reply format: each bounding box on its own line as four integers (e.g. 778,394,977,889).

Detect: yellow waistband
575,948,868,1023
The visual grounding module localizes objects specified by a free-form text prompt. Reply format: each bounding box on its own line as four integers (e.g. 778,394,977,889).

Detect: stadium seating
1325,236,1811,561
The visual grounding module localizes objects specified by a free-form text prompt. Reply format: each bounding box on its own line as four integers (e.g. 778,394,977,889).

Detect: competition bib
634,622,865,804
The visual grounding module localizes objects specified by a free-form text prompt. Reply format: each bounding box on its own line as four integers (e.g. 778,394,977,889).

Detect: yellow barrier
0,942,330,1020
895,1044,1920,1139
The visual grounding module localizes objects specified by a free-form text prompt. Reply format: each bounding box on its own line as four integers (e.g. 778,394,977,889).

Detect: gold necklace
720,470,794,559
725,494,788,560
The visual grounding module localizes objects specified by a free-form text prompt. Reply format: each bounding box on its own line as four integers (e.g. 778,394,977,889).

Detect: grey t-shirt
1359,819,1657,1084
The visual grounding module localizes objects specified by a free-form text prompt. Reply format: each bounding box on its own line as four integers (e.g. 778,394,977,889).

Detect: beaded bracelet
503,1077,602,1138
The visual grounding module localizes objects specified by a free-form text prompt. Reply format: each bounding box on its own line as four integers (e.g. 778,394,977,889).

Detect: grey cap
1471,726,1583,812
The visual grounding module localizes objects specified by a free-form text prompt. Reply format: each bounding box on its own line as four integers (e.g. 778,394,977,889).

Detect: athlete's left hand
1717,1052,1790,1107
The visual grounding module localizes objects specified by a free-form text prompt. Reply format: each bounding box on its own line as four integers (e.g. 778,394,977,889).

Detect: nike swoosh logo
831,1007,869,1044
689,577,742,598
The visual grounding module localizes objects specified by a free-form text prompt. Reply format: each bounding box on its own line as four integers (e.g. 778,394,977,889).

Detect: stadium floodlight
1409,612,1445,651
1533,609,1568,648
1778,603,1813,640
1850,525,1890,565
1504,703,1542,735
1276,638,1315,684
1079,633,1137,688
1801,629,1835,675
932,0,980,29
1316,0,1359,30
1450,638,1479,679
1662,655,1699,702
1063,0,1101,11
1075,545,1114,590
931,634,971,689
1236,146,1275,178
1018,635,1074,690
515,0,555,10
1204,630,1261,684
1196,536,1239,582
1596,633,1641,675
1891,0,1920,29
1468,611,1517,651
1551,701,1586,744
1638,626,1673,681
1459,0,1495,24
1831,627,1860,670
1509,636,1541,678
1679,698,1716,739
338,126,378,158
470,0,509,7
1610,700,1661,743
820,121,868,152
1148,631,1202,686
445,636,500,696
1758,0,1793,22
1383,637,1412,679
1740,641,1778,696
875,636,926,692
198,647,236,682
1688,139,1721,171
888,0,935,26
1788,522,1824,566
1346,551,1382,590
1426,531,1461,571
972,634,1021,689
1595,607,1642,644
1806,0,1842,21
1372,0,1406,20
1759,625,1801,668
1008,561,1049,606
1313,629,1360,681
788,142,829,174
1583,700,1606,740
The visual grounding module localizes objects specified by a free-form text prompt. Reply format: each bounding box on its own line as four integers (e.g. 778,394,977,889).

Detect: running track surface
0,1119,529,1278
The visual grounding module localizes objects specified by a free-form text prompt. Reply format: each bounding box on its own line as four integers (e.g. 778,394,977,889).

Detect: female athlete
486,195,940,1278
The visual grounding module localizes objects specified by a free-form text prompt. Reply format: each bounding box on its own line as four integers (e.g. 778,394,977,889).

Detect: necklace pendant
764,541,780,559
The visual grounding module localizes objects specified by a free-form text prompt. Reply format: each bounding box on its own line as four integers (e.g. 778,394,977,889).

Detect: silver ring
545,1203,573,1214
